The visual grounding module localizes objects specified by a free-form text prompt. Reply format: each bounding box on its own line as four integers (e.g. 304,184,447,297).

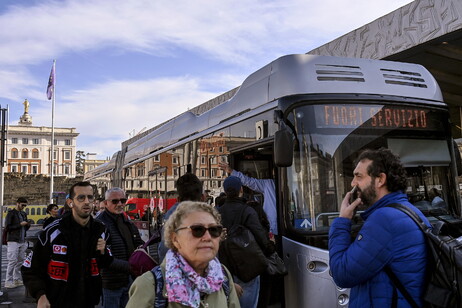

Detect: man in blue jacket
329,148,430,307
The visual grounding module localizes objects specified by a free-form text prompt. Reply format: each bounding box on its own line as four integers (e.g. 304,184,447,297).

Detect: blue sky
0,0,413,160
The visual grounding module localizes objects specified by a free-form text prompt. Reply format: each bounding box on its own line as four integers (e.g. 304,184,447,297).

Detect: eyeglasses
19,204,27,207
75,195,95,202
175,225,223,238
108,198,127,205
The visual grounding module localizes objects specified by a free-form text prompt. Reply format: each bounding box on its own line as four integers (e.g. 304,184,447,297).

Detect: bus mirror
274,129,293,167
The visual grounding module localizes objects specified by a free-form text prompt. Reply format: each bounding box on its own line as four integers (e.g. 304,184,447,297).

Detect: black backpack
219,206,268,282
386,203,462,308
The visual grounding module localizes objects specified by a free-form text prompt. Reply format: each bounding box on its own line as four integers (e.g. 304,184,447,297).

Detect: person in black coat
96,187,143,308
22,181,113,308
43,204,59,228
217,176,274,308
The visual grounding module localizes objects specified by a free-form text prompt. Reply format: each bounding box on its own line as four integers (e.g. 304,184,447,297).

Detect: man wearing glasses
96,187,143,308
22,181,113,308
4,197,30,289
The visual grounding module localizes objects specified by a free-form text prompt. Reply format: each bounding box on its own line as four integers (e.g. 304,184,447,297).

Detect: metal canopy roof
308,0,462,138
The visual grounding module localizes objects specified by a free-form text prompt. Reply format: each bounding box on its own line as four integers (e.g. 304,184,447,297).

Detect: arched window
32,149,39,159
22,149,28,159
11,148,18,159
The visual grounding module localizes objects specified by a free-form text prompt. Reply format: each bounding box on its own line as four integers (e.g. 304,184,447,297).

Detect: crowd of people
1,148,438,307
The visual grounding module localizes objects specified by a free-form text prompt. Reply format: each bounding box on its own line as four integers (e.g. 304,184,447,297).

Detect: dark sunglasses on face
75,195,95,202
175,225,223,238
108,198,127,205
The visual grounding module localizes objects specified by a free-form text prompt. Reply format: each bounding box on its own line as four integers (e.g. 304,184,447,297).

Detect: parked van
126,197,177,219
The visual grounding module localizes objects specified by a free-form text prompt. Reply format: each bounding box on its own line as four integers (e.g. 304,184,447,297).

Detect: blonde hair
163,201,222,251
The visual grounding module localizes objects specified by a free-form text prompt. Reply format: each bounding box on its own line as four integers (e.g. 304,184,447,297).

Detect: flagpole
49,60,56,203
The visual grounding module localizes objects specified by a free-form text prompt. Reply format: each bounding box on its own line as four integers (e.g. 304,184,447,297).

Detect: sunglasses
175,225,223,238
75,195,95,202
19,203,27,207
108,198,127,205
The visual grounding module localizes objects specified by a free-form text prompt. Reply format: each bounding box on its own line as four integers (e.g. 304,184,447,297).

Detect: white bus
85,54,462,307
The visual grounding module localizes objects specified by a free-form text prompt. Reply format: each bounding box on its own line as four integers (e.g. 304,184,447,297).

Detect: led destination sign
315,105,433,130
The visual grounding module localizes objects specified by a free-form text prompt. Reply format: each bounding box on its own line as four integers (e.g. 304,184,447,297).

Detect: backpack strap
385,203,424,308
151,265,167,308
221,265,231,303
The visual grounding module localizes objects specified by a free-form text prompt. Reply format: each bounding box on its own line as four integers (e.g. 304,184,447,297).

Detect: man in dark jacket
5,197,30,289
22,181,113,308
218,176,274,308
329,148,430,307
96,187,143,308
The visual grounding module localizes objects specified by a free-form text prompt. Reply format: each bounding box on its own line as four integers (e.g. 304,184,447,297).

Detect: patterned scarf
165,250,224,307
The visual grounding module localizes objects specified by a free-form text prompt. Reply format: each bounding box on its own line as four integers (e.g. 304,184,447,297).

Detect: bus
84,54,462,307
3,204,50,224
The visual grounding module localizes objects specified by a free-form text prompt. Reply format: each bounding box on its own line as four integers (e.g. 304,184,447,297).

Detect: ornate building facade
7,99,79,177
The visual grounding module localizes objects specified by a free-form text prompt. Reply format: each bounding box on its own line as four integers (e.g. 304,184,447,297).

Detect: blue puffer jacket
329,192,430,308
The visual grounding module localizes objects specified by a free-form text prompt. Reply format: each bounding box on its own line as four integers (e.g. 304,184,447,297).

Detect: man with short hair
22,181,113,308
96,187,143,308
329,148,430,307
157,172,204,261
219,162,278,236
218,176,274,308
4,197,30,289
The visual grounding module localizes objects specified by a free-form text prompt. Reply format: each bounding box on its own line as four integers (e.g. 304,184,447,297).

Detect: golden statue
23,99,29,114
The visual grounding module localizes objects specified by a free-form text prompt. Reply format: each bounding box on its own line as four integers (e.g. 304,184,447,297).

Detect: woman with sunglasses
126,201,241,308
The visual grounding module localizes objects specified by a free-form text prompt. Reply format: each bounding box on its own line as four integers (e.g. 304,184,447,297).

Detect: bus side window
25,208,29,215
43,208,47,215
31,208,35,215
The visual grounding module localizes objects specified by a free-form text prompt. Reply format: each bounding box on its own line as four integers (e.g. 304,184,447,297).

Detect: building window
33,138,40,145
22,149,28,159
12,138,18,144
53,151,57,160
219,146,224,153
172,156,178,164
173,168,178,177
32,150,39,159
201,169,206,177
32,165,38,174
65,139,71,145
11,149,18,158
64,165,70,175
154,155,160,162
22,138,28,144
21,165,27,173
64,151,71,160
201,156,206,164
11,165,18,172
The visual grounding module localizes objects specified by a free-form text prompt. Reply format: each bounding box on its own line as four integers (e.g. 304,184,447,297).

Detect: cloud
0,0,413,67
30,75,224,158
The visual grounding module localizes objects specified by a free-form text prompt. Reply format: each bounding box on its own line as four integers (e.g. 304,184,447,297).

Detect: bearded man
328,148,430,308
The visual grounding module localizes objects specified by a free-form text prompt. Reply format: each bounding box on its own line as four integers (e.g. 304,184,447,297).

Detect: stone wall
3,173,83,205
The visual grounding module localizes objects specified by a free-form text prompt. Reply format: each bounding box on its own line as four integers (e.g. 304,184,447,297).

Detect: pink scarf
165,250,224,307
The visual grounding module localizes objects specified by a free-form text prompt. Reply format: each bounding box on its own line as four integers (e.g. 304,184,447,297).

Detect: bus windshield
285,102,457,235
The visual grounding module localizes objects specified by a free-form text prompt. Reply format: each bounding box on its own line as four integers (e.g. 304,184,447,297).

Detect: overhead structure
308,0,462,137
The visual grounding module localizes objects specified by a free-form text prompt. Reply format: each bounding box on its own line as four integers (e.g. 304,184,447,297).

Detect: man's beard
358,179,377,207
